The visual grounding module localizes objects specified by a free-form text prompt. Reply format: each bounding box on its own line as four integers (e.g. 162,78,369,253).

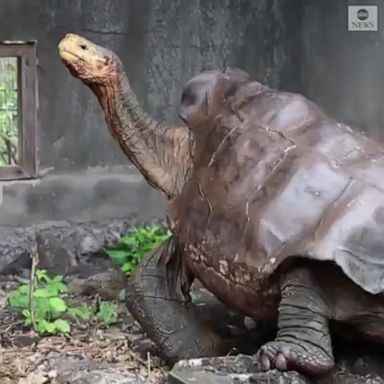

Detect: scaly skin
58,33,230,363
257,265,334,375
58,33,191,199
256,260,384,376
125,237,229,364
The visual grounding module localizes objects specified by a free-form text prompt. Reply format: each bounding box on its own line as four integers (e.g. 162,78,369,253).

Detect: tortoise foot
257,265,335,376
256,339,334,375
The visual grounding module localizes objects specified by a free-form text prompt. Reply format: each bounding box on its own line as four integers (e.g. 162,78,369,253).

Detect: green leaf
119,236,138,247
105,249,129,265
35,297,51,319
67,305,93,321
53,319,71,334
36,269,49,282
22,309,31,319
8,291,29,308
49,297,67,313
46,281,68,294
56,282,68,293
24,317,32,326
97,302,118,325
34,287,58,298
17,284,30,294
42,320,56,334
104,224,171,276
122,262,133,274
37,320,48,334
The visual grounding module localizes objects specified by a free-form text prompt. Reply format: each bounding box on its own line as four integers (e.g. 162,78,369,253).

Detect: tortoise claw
256,340,333,375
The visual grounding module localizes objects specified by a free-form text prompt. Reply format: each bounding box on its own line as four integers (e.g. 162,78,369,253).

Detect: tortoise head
58,33,122,85
179,68,250,130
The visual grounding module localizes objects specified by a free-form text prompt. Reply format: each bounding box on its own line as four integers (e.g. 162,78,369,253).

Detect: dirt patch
0,334,166,384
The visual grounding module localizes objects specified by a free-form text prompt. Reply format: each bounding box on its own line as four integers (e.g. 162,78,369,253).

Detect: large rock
169,356,308,384
65,264,126,300
0,219,143,275
34,220,133,274
47,353,146,384
168,348,384,384
0,226,35,274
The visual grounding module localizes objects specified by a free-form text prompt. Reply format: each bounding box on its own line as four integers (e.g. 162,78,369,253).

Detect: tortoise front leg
125,237,229,364
256,264,334,376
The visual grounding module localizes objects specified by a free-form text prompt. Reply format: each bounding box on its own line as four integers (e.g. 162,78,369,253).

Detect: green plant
67,305,94,321
105,224,171,275
8,269,93,336
97,302,118,325
0,58,19,165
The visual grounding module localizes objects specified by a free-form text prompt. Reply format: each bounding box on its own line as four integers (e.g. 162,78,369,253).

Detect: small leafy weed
8,269,74,335
67,305,93,322
97,302,118,325
7,223,164,336
7,269,119,336
105,224,171,275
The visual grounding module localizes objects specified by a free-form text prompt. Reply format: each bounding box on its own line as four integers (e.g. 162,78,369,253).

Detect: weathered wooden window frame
0,41,38,180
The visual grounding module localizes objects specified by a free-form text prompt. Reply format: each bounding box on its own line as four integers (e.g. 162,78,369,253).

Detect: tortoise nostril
80,44,87,50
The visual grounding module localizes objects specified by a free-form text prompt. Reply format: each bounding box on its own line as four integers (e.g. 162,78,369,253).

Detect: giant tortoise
58,34,384,378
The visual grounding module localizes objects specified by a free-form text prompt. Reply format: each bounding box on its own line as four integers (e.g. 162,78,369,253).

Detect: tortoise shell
169,69,384,303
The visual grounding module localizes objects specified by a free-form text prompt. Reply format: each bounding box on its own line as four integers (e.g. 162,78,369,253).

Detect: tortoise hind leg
125,237,229,364
256,264,334,375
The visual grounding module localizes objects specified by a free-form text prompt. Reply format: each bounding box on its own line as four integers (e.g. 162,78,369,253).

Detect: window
0,41,38,180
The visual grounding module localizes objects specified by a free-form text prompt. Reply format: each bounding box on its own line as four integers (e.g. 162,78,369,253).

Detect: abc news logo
348,6,378,31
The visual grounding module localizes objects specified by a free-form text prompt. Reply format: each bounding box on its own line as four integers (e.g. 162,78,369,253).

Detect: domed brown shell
170,74,384,297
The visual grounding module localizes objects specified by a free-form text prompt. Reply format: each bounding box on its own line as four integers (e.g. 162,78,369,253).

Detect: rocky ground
0,260,262,384
0,219,258,384
0,270,166,383
0,219,166,383
1,220,384,384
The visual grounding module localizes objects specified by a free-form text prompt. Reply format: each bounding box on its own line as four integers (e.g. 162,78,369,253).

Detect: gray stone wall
0,0,383,225
301,0,384,141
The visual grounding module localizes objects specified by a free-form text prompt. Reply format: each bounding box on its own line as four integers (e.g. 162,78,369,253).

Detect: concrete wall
301,0,384,141
0,0,302,226
0,0,383,226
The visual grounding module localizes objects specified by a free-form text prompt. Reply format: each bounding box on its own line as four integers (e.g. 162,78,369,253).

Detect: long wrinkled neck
92,72,176,198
